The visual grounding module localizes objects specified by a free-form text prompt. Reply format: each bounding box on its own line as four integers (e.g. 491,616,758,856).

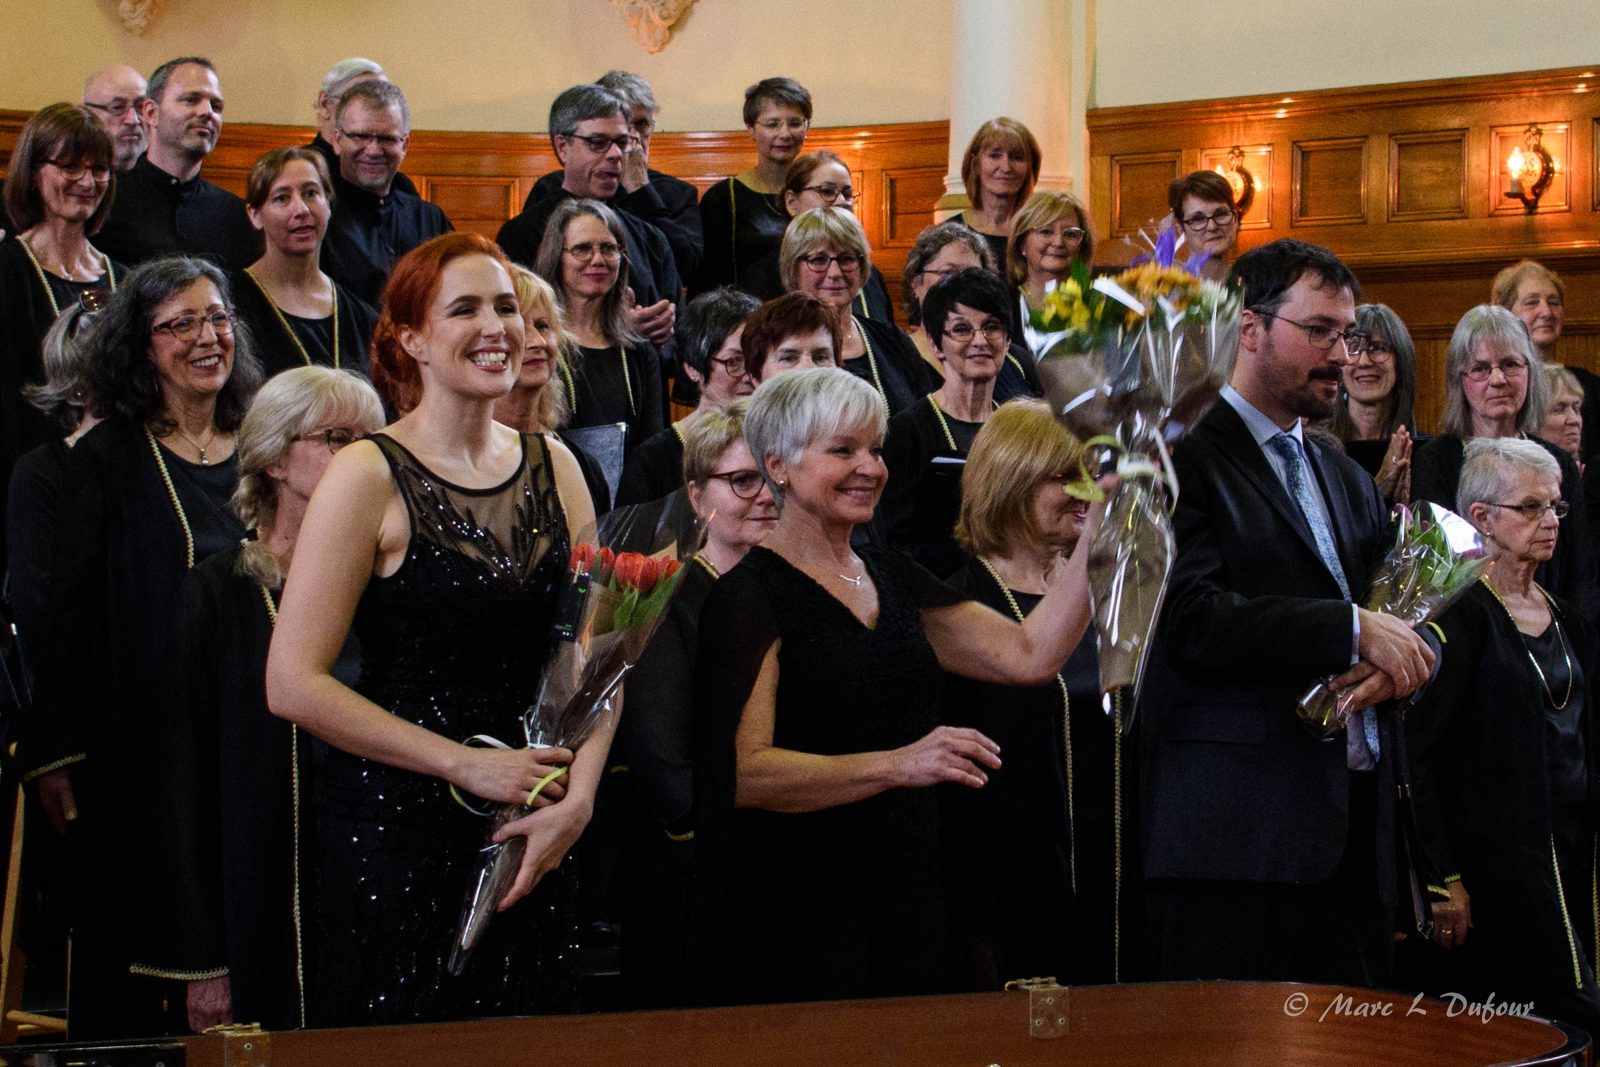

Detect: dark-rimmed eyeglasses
802,182,855,203
1181,208,1236,230
562,242,623,262
1358,339,1395,364
1462,358,1529,383
944,320,1009,345
46,158,112,183
1487,499,1569,520
84,97,144,119
708,354,749,379
799,251,863,273
151,309,236,342
337,128,406,151
299,427,361,454
564,132,638,154
703,469,765,499
1256,311,1368,357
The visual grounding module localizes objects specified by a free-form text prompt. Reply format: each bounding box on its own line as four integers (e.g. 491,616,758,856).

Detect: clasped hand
453,744,572,808
1330,610,1435,708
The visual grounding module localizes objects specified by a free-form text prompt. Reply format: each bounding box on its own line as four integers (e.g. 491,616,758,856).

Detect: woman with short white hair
690,366,1106,1005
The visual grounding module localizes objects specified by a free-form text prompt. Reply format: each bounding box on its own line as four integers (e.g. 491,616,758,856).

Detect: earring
777,479,787,488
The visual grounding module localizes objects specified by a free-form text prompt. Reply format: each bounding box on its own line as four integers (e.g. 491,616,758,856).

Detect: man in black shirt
497,83,678,350
93,56,256,268
320,79,452,308
307,57,419,199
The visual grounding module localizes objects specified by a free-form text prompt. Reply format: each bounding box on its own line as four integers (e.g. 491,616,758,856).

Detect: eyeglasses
151,308,236,342
1255,311,1368,357
299,427,361,454
703,469,766,499
563,242,624,262
1358,339,1395,364
708,354,748,379
755,118,809,133
802,182,854,203
45,158,112,183
1462,358,1529,383
1181,208,1236,231
799,251,863,273
1487,499,1569,520
564,133,638,153
84,97,144,119
337,128,406,151
944,320,1009,345
1034,225,1086,243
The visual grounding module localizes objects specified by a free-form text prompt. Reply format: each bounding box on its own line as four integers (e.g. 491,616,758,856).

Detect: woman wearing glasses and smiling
1327,303,1425,505
534,198,664,454
19,257,263,1037
1167,171,1240,280
1005,190,1095,360
696,77,812,294
1412,304,1596,617
0,104,122,528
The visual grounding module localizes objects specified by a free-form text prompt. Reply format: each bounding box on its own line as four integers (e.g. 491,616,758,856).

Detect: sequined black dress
312,432,574,1027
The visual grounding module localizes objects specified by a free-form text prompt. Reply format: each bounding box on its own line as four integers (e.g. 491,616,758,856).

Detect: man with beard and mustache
92,56,255,269
83,65,148,172
1138,238,1434,988
319,78,451,308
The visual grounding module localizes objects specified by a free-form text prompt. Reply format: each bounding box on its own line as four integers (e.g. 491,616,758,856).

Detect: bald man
82,64,148,170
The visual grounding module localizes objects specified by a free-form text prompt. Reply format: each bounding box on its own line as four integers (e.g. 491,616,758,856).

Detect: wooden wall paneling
1199,144,1274,230
1291,137,1368,226
1110,151,1180,237
1488,120,1570,216
425,177,520,240
1388,129,1467,221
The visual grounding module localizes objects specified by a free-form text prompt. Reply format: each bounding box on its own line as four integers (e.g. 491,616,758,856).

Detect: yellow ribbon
448,735,569,815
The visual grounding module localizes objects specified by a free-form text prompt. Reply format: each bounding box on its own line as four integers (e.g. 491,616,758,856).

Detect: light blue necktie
1268,432,1381,761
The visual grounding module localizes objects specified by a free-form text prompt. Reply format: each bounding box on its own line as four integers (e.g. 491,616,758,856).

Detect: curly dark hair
86,256,264,431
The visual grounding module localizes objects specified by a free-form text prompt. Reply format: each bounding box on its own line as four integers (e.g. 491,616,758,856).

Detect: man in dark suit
1140,238,1434,986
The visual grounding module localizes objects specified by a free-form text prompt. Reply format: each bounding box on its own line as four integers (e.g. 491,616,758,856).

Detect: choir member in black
1413,305,1597,619
780,207,937,416
19,257,263,1038
1008,190,1094,360
0,104,121,543
265,234,601,1026
616,288,758,506
93,57,256,269
737,151,893,324
1167,170,1240,283
1328,303,1421,505
307,58,419,199
901,221,1039,402
740,291,841,384
616,400,775,1005
141,366,385,1033
81,64,148,172
690,367,1106,1005
696,77,811,294
1406,437,1600,1035
879,269,1011,576
1494,260,1600,463
497,84,678,353
233,147,378,378
526,72,703,290
493,264,611,513
943,399,1128,984
534,199,664,454
7,302,102,686
320,79,453,309
955,117,1040,267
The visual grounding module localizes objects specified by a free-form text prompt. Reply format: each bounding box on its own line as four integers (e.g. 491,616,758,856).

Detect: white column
937,0,1091,217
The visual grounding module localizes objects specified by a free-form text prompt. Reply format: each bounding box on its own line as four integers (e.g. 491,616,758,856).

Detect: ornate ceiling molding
119,0,161,33
612,0,696,53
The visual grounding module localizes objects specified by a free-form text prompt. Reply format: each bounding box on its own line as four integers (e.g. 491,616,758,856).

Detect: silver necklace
837,569,865,587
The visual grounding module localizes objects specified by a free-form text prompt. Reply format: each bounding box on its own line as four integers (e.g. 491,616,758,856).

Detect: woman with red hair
266,232,599,1025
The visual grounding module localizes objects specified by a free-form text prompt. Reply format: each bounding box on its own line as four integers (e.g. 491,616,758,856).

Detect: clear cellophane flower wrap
447,491,704,976
1296,501,1489,737
1033,224,1240,734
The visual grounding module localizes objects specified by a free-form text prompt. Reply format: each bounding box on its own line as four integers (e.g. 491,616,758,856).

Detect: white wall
1092,0,1600,108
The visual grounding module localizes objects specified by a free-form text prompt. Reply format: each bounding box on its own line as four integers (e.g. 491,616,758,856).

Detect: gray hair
534,199,644,348
336,78,410,132
1440,304,1547,437
26,303,100,429
744,367,886,508
596,70,658,120
901,221,996,326
549,83,628,138
682,398,749,485
320,57,384,98
1457,436,1561,518
779,207,872,293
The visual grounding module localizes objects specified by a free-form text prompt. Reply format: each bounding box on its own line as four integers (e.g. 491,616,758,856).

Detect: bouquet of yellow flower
1034,226,1241,728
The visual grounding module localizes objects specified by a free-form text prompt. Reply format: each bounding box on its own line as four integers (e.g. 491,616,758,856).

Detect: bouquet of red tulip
447,492,702,975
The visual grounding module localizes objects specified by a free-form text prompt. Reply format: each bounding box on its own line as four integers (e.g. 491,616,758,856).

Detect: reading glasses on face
803,183,855,203
563,242,623,262
1255,311,1369,357
300,428,361,454
708,354,749,378
1462,358,1529,382
704,469,766,499
1182,208,1236,230
944,321,1009,345
152,309,237,342
338,129,406,150
46,158,112,182
800,252,863,273
566,133,639,153
1488,500,1569,520
85,98,145,119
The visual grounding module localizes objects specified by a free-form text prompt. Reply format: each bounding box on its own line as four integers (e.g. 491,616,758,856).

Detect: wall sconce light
1213,146,1258,217
1505,123,1557,212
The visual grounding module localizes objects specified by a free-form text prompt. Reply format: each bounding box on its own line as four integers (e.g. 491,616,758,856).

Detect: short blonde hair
682,399,748,484
960,117,1041,211
779,207,872,293
1491,259,1564,309
1006,190,1094,286
509,263,577,430
233,366,386,586
957,399,1085,557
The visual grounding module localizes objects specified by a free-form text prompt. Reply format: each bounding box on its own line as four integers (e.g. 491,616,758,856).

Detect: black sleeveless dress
312,432,575,1026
